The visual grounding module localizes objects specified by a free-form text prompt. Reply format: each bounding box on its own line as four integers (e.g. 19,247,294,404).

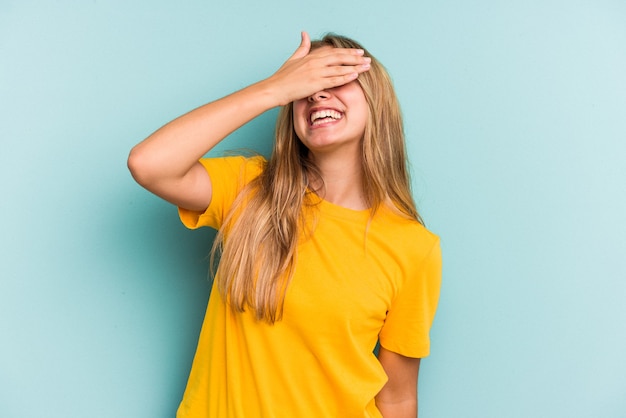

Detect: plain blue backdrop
1,1,625,417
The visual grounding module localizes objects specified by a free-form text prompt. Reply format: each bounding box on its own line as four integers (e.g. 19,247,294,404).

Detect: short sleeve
378,237,442,358
178,156,264,230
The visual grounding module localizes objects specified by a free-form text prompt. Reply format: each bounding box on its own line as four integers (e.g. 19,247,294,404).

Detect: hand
264,32,371,106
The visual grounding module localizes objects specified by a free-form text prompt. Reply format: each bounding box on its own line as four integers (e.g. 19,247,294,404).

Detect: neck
308,149,367,210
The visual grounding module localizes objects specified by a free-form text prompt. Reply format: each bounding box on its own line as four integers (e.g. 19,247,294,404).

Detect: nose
308,90,330,102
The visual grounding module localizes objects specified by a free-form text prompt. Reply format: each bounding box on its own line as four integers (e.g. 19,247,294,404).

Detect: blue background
1,1,625,417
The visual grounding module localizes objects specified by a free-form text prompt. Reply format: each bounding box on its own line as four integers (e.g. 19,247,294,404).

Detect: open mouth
309,109,343,126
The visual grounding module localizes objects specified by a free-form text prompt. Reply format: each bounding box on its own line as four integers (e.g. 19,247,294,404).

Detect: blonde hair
211,34,421,323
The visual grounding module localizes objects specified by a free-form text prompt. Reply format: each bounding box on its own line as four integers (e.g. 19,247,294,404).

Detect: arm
127,32,371,211
376,346,421,418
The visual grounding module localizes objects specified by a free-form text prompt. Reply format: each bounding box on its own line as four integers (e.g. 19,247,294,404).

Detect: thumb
288,31,311,60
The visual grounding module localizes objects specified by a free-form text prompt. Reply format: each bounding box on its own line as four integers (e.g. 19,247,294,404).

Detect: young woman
128,32,441,418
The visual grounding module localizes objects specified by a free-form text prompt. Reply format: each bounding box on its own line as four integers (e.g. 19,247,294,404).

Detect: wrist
255,76,292,107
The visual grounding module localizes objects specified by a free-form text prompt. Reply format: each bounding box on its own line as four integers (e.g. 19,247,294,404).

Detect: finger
322,72,360,88
308,46,365,60
326,63,371,77
311,50,370,68
318,64,371,89
299,49,369,77
289,31,311,61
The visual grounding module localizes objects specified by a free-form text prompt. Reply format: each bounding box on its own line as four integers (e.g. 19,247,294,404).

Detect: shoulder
373,205,440,259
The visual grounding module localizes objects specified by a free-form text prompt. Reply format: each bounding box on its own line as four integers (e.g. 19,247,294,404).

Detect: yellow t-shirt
177,156,442,418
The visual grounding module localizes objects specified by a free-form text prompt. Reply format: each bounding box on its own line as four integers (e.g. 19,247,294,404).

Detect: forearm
128,79,279,185
376,398,417,418
376,347,420,418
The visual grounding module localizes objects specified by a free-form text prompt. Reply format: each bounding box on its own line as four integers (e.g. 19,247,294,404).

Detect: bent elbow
127,145,156,187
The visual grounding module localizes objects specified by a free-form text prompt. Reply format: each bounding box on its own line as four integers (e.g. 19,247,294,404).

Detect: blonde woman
128,32,441,418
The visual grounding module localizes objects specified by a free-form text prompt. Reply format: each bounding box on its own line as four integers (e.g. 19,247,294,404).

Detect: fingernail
355,49,365,55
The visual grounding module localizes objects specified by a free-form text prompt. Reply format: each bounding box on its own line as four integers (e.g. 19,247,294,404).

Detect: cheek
351,102,369,133
292,100,306,118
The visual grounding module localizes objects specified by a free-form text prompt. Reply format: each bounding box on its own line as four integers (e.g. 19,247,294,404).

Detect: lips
309,108,343,126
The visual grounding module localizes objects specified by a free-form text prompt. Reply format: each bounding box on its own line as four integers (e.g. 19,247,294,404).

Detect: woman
128,32,441,418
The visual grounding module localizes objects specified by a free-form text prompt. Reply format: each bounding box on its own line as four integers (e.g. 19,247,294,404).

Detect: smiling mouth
310,109,343,126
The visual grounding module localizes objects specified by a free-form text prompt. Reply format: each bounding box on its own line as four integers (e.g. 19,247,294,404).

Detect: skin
292,74,370,209
376,347,421,418
128,32,421,417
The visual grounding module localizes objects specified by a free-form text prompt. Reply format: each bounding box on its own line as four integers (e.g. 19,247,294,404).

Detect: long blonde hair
211,34,421,323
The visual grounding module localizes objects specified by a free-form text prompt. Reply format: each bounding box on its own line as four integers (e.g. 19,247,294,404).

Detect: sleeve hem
378,339,431,359
178,206,211,230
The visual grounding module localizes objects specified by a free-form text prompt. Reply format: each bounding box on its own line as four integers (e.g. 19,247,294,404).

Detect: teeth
310,109,342,124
